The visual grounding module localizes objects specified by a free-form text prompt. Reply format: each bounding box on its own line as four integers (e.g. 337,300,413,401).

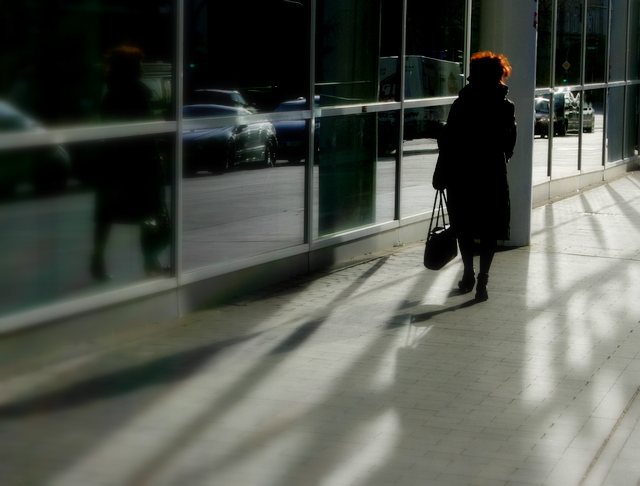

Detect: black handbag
423,190,458,270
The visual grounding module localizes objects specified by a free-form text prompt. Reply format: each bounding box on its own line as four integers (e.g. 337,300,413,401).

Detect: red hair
470,52,512,84
105,45,145,81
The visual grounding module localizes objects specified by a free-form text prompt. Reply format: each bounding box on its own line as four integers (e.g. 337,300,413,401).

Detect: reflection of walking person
433,52,517,301
91,46,170,281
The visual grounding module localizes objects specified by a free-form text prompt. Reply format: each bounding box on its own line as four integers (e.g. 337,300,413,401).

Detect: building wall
0,0,638,343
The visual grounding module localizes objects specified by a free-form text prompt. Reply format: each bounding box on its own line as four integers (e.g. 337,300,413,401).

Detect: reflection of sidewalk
1,172,640,485
402,137,439,155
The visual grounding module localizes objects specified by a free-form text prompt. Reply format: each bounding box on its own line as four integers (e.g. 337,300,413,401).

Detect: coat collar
459,82,509,100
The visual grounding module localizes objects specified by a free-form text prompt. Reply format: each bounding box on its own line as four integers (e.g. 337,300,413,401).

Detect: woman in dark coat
91,46,168,280
433,52,517,301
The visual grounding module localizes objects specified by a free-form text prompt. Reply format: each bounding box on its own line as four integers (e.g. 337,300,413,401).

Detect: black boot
458,269,476,294
475,273,489,301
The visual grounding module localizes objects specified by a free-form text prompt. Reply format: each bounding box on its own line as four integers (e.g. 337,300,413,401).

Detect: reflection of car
182,104,277,175
535,91,580,136
536,93,593,137
0,101,70,196
582,103,594,133
552,90,580,136
534,97,550,138
379,56,462,142
188,89,256,112
272,97,319,163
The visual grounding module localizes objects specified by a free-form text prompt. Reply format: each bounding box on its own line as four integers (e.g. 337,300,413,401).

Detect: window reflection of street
401,138,439,219
181,165,305,272
532,112,604,184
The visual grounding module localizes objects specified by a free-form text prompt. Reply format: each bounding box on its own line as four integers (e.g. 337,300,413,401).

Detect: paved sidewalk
2,172,640,486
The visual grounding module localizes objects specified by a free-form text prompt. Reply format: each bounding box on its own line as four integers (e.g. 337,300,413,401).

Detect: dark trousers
457,237,497,276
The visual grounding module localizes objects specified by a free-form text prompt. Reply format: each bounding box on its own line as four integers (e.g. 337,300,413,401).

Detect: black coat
95,80,165,224
433,82,517,240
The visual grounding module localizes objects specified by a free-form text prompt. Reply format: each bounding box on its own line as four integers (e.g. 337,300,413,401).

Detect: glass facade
534,0,640,186
0,0,639,326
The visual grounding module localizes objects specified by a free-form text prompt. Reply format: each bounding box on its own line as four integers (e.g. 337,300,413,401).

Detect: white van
379,56,463,140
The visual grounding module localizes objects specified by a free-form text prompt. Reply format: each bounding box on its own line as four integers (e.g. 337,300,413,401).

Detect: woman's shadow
387,294,480,329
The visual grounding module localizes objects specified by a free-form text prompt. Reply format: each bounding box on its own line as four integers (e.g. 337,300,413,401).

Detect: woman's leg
476,238,497,301
457,237,476,293
479,238,497,275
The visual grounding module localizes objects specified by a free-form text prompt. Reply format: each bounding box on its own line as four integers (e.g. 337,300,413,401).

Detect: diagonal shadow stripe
0,332,263,418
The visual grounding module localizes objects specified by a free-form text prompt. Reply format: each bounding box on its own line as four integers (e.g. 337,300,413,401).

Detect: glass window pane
181,115,304,271
607,87,625,162
315,114,383,237
624,85,639,158
537,0,554,87
609,0,628,81
0,1,175,127
316,0,380,107
629,1,640,80
586,0,608,84
551,90,580,179
556,0,583,86
400,114,439,218
186,1,310,113
0,134,175,316
379,0,404,103
405,0,465,99
581,88,605,172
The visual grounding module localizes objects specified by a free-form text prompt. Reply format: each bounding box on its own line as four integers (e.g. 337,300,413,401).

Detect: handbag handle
428,190,449,237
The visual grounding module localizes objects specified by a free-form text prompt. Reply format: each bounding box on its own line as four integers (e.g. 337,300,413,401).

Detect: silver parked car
182,104,277,175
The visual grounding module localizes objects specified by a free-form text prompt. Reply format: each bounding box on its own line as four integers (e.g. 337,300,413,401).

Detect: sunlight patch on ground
523,314,556,402
318,409,402,486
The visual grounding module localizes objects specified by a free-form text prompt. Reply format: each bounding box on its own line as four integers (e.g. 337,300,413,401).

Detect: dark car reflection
534,97,550,138
0,101,70,197
188,89,256,113
182,104,277,176
535,94,595,138
272,97,319,163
